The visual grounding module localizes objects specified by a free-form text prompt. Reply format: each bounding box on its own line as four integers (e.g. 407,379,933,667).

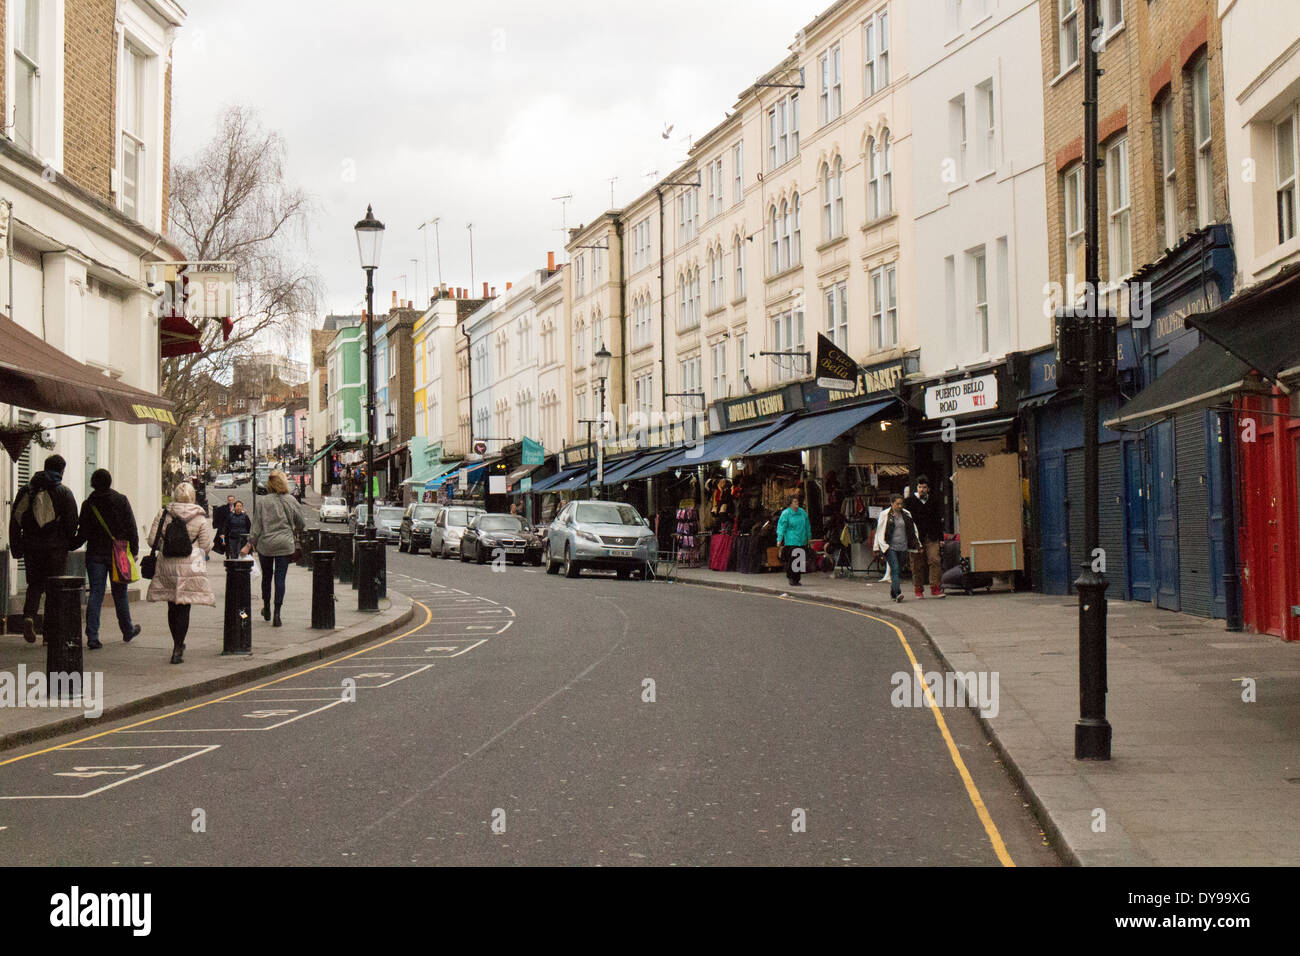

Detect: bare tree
162,105,319,463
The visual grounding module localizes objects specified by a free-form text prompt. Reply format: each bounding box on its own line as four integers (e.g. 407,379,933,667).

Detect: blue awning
743,400,898,457
598,451,665,485
633,415,798,479
551,466,595,492
427,460,485,490
531,464,586,492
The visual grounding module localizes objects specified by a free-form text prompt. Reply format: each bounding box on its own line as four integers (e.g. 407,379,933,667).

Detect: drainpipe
615,214,627,425
656,187,667,417
463,323,472,458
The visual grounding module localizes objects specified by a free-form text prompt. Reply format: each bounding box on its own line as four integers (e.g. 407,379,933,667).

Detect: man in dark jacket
212,495,235,552
9,454,80,642
70,469,141,648
904,475,946,599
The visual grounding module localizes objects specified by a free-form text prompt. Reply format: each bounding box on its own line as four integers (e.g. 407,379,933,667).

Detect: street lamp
355,205,384,540
386,408,396,439
594,343,612,494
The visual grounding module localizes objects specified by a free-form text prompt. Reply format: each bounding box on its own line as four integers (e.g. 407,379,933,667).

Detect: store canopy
1106,341,1268,430
1185,262,1300,382
505,463,538,487
307,440,338,467
529,464,579,493
911,416,1017,442
0,312,177,426
599,451,664,485
422,460,467,489
743,400,896,457
552,466,596,492
629,416,800,480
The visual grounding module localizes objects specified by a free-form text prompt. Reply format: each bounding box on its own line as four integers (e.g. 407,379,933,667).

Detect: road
0,487,1059,866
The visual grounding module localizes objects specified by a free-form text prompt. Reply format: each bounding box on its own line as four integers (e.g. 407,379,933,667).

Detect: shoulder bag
92,504,140,583
140,511,167,579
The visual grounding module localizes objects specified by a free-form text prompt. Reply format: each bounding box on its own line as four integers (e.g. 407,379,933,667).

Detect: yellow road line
0,601,434,768
680,583,1015,867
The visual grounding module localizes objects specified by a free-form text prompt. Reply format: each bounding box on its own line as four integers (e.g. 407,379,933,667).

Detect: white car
318,496,349,523
213,473,236,488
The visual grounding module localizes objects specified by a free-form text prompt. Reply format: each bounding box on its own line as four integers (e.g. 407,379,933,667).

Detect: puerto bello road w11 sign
924,373,998,419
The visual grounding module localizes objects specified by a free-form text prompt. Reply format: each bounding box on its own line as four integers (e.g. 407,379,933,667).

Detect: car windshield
477,515,525,533
575,502,644,526
412,506,439,519
323,497,344,507
377,508,405,521
445,508,481,526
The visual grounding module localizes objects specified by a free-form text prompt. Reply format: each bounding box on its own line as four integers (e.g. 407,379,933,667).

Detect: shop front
910,362,1024,579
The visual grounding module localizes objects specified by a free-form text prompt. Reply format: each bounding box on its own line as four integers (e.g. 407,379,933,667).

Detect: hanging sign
924,373,999,419
522,437,544,466
814,333,858,391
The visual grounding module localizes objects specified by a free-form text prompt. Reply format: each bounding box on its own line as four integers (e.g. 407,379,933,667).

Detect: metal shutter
1175,411,1212,617
1064,444,1125,594
15,412,33,589
1066,449,1084,586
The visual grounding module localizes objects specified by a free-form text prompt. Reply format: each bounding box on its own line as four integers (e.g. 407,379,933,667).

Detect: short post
357,539,380,611
352,533,364,591
377,537,387,599
44,576,84,701
223,559,253,655
311,551,336,629
336,531,354,585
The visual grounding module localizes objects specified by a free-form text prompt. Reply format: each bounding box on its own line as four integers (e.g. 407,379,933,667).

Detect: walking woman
242,470,304,627
146,482,215,663
874,493,921,603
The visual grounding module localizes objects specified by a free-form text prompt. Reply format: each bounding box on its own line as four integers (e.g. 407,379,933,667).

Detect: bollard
336,531,354,585
44,576,84,702
352,533,365,591
356,539,380,611
377,537,387,599
223,559,253,655
311,551,336,629
296,532,311,569
304,529,320,570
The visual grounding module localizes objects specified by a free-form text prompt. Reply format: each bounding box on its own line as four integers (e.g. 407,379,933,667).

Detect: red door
1260,433,1285,636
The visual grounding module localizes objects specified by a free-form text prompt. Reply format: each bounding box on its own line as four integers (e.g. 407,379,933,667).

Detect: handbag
92,505,140,583
140,511,167,580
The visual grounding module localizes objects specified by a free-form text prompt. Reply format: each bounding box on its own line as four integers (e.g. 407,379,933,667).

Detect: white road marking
0,745,220,800
119,701,343,733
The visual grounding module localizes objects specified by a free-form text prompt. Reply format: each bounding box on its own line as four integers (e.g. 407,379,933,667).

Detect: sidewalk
675,565,1300,866
0,562,414,751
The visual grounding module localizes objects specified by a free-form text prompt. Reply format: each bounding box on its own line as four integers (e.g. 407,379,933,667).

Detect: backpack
162,512,193,557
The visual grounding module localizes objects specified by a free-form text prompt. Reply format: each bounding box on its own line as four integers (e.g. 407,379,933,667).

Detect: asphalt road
0,493,1060,866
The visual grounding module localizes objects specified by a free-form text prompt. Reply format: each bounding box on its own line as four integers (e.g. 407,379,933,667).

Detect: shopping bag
248,556,261,580
94,505,141,583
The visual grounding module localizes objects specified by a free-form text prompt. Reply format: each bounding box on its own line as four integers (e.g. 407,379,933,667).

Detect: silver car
545,500,657,579
430,505,485,559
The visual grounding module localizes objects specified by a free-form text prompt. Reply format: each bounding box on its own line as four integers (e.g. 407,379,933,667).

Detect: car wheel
563,545,580,579
476,543,487,565
616,568,631,580
440,541,449,560
545,544,560,575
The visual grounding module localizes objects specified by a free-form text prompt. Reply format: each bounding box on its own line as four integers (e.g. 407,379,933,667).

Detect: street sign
1054,307,1117,389
522,437,544,465
473,441,487,456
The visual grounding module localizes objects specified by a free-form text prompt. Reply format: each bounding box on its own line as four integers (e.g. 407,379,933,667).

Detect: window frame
1059,0,1080,73
1063,162,1085,287
864,9,890,98
972,249,989,356
1106,135,1132,283
1192,56,1213,228
1276,108,1298,245
825,280,848,350
1159,95,1178,247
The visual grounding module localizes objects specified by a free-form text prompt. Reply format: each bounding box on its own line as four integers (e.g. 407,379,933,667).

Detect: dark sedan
398,503,442,554
460,513,543,566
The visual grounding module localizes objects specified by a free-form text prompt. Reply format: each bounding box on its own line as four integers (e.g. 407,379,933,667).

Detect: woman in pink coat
146,482,215,663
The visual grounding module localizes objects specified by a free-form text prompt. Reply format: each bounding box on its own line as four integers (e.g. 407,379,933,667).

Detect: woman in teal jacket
776,494,812,586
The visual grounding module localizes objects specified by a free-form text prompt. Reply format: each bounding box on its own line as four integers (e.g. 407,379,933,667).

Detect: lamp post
354,205,385,540
594,343,612,494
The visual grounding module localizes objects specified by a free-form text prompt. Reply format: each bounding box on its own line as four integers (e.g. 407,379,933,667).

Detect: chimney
392,290,398,307
547,251,555,271
407,300,413,309
490,286,496,297
506,282,512,292
482,281,489,298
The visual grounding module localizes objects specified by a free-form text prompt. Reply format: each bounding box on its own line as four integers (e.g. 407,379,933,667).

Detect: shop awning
743,400,896,457
422,460,466,489
911,416,1017,442
552,466,596,492
530,464,585,493
0,312,177,426
1185,262,1300,383
307,440,338,466
630,415,801,480
1105,341,1269,429
505,463,538,487
598,451,663,485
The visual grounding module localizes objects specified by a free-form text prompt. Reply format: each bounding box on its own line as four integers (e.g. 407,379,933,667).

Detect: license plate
504,547,524,555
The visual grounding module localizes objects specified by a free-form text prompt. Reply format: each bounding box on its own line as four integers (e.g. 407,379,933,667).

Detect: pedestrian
8,454,79,643
241,470,304,628
226,500,252,557
904,475,946,599
212,495,235,553
70,469,142,649
145,482,215,664
776,493,812,587
874,493,921,603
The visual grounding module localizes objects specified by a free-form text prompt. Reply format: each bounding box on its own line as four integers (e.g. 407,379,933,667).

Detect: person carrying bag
243,471,305,627
70,469,142,648
145,483,215,664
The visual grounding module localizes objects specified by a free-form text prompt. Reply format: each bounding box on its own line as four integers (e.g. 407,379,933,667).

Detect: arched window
867,136,880,219
790,192,802,265
881,131,893,215
779,200,791,270
821,162,833,239
769,205,780,274
733,233,745,296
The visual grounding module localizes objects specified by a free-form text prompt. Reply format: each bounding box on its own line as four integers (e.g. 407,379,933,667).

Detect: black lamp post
354,205,385,540
594,343,612,494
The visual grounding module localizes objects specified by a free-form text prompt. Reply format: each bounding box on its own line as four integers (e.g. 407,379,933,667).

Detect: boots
261,600,271,621
170,644,185,664
273,605,282,628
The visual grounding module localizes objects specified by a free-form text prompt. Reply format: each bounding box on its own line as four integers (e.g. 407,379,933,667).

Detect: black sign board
815,333,858,391
1054,307,1117,389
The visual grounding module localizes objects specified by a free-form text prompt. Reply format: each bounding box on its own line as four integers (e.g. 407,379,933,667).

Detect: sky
171,0,830,331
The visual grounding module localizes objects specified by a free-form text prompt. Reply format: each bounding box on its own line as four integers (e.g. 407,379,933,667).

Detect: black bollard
304,529,320,570
356,539,380,611
44,576,83,702
223,559,253,655
311,551,336,629
377,537,387,599
352,533,364,591
336,531,354,586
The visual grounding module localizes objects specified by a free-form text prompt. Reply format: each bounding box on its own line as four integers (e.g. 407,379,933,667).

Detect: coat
9,471,78,558
70,488,140,560
874,507,921,553
248,492,305,557
775,506,812,547
145,502,216,606
903,492,944,543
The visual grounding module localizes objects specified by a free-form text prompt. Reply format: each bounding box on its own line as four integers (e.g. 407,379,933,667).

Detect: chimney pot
483,281,489,297
490,286,496,297
506,282,512,291
547,251,555,271
392,290,398,306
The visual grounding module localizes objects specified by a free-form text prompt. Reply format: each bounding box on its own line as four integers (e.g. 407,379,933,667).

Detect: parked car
460,513,543,566
545,500,657,579
373,506,406,543
348,504,368,536
318,496,349,523
254,465,271,495
430,505,485,559
399,503,442,553
213,473,236,489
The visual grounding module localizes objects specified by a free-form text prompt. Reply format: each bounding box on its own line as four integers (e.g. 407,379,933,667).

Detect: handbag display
91,505,141,583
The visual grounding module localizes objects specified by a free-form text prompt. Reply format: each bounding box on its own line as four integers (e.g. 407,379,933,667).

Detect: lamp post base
1075,719,1113,760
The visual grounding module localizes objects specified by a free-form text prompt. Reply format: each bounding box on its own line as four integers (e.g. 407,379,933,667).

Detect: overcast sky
172,0,828,329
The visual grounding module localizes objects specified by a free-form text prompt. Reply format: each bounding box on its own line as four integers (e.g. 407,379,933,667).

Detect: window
11,0,40,153
634,372,654,416
1106,135,1132,281
972,250,989,355
950,95,968,183
822,158,844,240
1277,110,1298,245
678,188,698,244
709,247,724,310
733,234,746,298
121,44,147,220
1059,0,1079,72
770,203,783,273
574,255,585,297
633,295,652,348
825,280,848,350
978,80,996,172
870,264,898,350
1101,0,1123,34
632,217,651,271
84,426,100,500
1063,163,1085,287
791,193,802,266
948,0,963,35
771,307,805,382
593,247,605,285
574,319,586,367
706,156,724,218
678,270,701,331
678,355,703,394
1159,96,1178,247
1191,57,1213,228
732,142,744,205
868,135,894,220
710,341,727,398
767,93,799,169
864,10,889,96
881,131,894,215
736,333,749,386
818,44,842,126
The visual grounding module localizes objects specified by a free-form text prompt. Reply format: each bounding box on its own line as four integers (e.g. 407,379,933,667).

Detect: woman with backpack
145,482,215,664
241,470,304,627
